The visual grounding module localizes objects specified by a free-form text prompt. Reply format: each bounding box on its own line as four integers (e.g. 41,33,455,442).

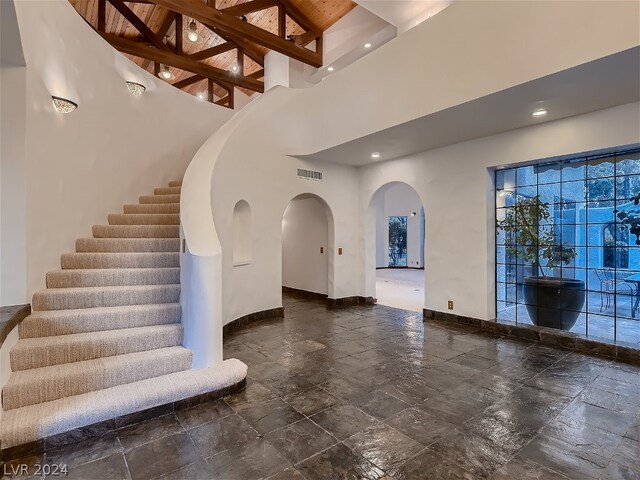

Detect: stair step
3,347,192,410
107,214,180,226
139,194,180,204
32,284,180,311
0,359,247,449
61,252,179,269
154,187,181,195
47,268,180,288
92,224,179,238
123,203,180,214
10,324,183,371
168,180,182,187
19,304,181,338
76,238,180,253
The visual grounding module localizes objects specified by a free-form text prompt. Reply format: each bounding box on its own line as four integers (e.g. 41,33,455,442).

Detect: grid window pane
495,147,640,346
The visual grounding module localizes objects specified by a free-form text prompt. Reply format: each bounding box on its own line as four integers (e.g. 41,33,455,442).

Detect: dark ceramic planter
522,277,586,331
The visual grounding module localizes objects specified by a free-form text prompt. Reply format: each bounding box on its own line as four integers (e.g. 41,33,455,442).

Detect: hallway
375,268,424,313
7,295,638,479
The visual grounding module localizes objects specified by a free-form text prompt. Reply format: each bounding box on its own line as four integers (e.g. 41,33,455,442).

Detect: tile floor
4,294,639,480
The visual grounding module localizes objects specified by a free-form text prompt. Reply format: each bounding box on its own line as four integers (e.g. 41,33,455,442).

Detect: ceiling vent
297,168,323,181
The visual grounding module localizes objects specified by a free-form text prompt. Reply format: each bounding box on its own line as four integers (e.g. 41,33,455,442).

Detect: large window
495,148,640,346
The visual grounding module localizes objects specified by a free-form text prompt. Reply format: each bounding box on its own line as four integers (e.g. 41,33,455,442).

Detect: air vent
297,168,323,181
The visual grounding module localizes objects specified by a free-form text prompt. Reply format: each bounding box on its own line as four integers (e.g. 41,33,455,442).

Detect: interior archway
368,182,425,312
281,193,335,299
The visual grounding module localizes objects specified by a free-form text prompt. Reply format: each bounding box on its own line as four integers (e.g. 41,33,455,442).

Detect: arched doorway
368,182,425,312
281,194,334,299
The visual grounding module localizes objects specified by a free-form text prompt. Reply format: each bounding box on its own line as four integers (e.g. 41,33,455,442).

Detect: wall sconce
126,81,146,96
52,96,78,114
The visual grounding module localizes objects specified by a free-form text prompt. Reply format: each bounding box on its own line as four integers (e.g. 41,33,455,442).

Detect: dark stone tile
125,432,202,480
343,423,423,475
265,418,337,464
264,372,315,397
295,443,386,480
560,400,637,435
449,352,498,371
309,404,378,441
319,375,371,401
174,400,235,430
350,389,410,420
393,447,477,480
117,414,184,452
600,460,640,480
377,375,440,405
237,399,303,435
224,380,277,410
155,457,214,480
46,432,123,469
542,415,623,460
265,467,306,480
1,453,45,479
518,434,609,479
63,452,129,480
429,430,511,478
188,414,258,457
206,438,290,480
612,436,640,472
285,386,341,416
384,408,459,447
600,365,640,387
488,456,570,480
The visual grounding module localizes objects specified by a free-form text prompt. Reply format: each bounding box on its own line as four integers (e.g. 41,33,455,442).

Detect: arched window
233,200,252,265
603,223,629,269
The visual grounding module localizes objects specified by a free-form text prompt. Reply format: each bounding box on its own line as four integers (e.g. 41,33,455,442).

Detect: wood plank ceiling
69,0,356,108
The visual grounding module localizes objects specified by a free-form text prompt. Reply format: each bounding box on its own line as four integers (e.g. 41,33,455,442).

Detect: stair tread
26,303,181,319
13,324,182,349
3,347,192,409
0,359,247,449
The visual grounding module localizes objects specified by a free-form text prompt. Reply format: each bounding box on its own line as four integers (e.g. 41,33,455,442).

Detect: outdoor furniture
624,272,640,318
594,268,635,314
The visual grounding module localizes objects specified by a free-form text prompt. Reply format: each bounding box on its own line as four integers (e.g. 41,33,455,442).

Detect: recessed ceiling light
231,64,239,73
198,93,204,99
327,66,334,72
532,109,548,117
371,152,381,159
364,43,372,48
52,96,77,114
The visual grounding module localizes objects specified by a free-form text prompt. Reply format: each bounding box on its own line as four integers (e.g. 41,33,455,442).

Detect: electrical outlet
447,300,454,310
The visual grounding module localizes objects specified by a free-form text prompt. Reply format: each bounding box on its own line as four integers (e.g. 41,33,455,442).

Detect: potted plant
498,195,583,330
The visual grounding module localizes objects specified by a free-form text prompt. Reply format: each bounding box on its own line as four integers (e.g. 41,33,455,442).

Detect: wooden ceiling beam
221,0,279,17
146,0,322,67
99,33,265,92
106,0,170,50
172,74,204,89
157,10,177,37
206,26,265,67
278,0,322,36
189,42,236,61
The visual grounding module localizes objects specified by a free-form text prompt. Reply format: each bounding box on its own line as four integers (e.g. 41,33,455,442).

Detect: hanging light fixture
126,81,146,96
158,65,175,81
52,96,78,114
187,20,199,43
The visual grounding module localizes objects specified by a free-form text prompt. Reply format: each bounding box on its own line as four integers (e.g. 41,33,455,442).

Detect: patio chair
594,268,634,313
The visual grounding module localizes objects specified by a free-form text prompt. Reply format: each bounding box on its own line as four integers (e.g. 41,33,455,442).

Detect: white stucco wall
10,0,233,301
180,0,640,349
282,196,331,295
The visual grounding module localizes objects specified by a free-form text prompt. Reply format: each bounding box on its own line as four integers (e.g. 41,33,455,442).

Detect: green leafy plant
617,192,640,245
498,195,576,276
388,216,408,266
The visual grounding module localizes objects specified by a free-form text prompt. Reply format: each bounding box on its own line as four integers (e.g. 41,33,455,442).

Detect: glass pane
388,216,407,267
587,178,615,203
536,162,561,184
587,156,615,178
516,166,536,186
616,152,640,175
560,180,586,204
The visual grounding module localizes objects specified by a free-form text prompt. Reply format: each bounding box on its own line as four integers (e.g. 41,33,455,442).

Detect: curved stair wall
4,0,233,306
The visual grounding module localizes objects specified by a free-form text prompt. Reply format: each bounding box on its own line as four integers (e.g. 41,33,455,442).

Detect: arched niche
233,200,252,265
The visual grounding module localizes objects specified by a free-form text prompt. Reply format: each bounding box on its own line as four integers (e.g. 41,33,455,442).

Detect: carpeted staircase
0,181,246,451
